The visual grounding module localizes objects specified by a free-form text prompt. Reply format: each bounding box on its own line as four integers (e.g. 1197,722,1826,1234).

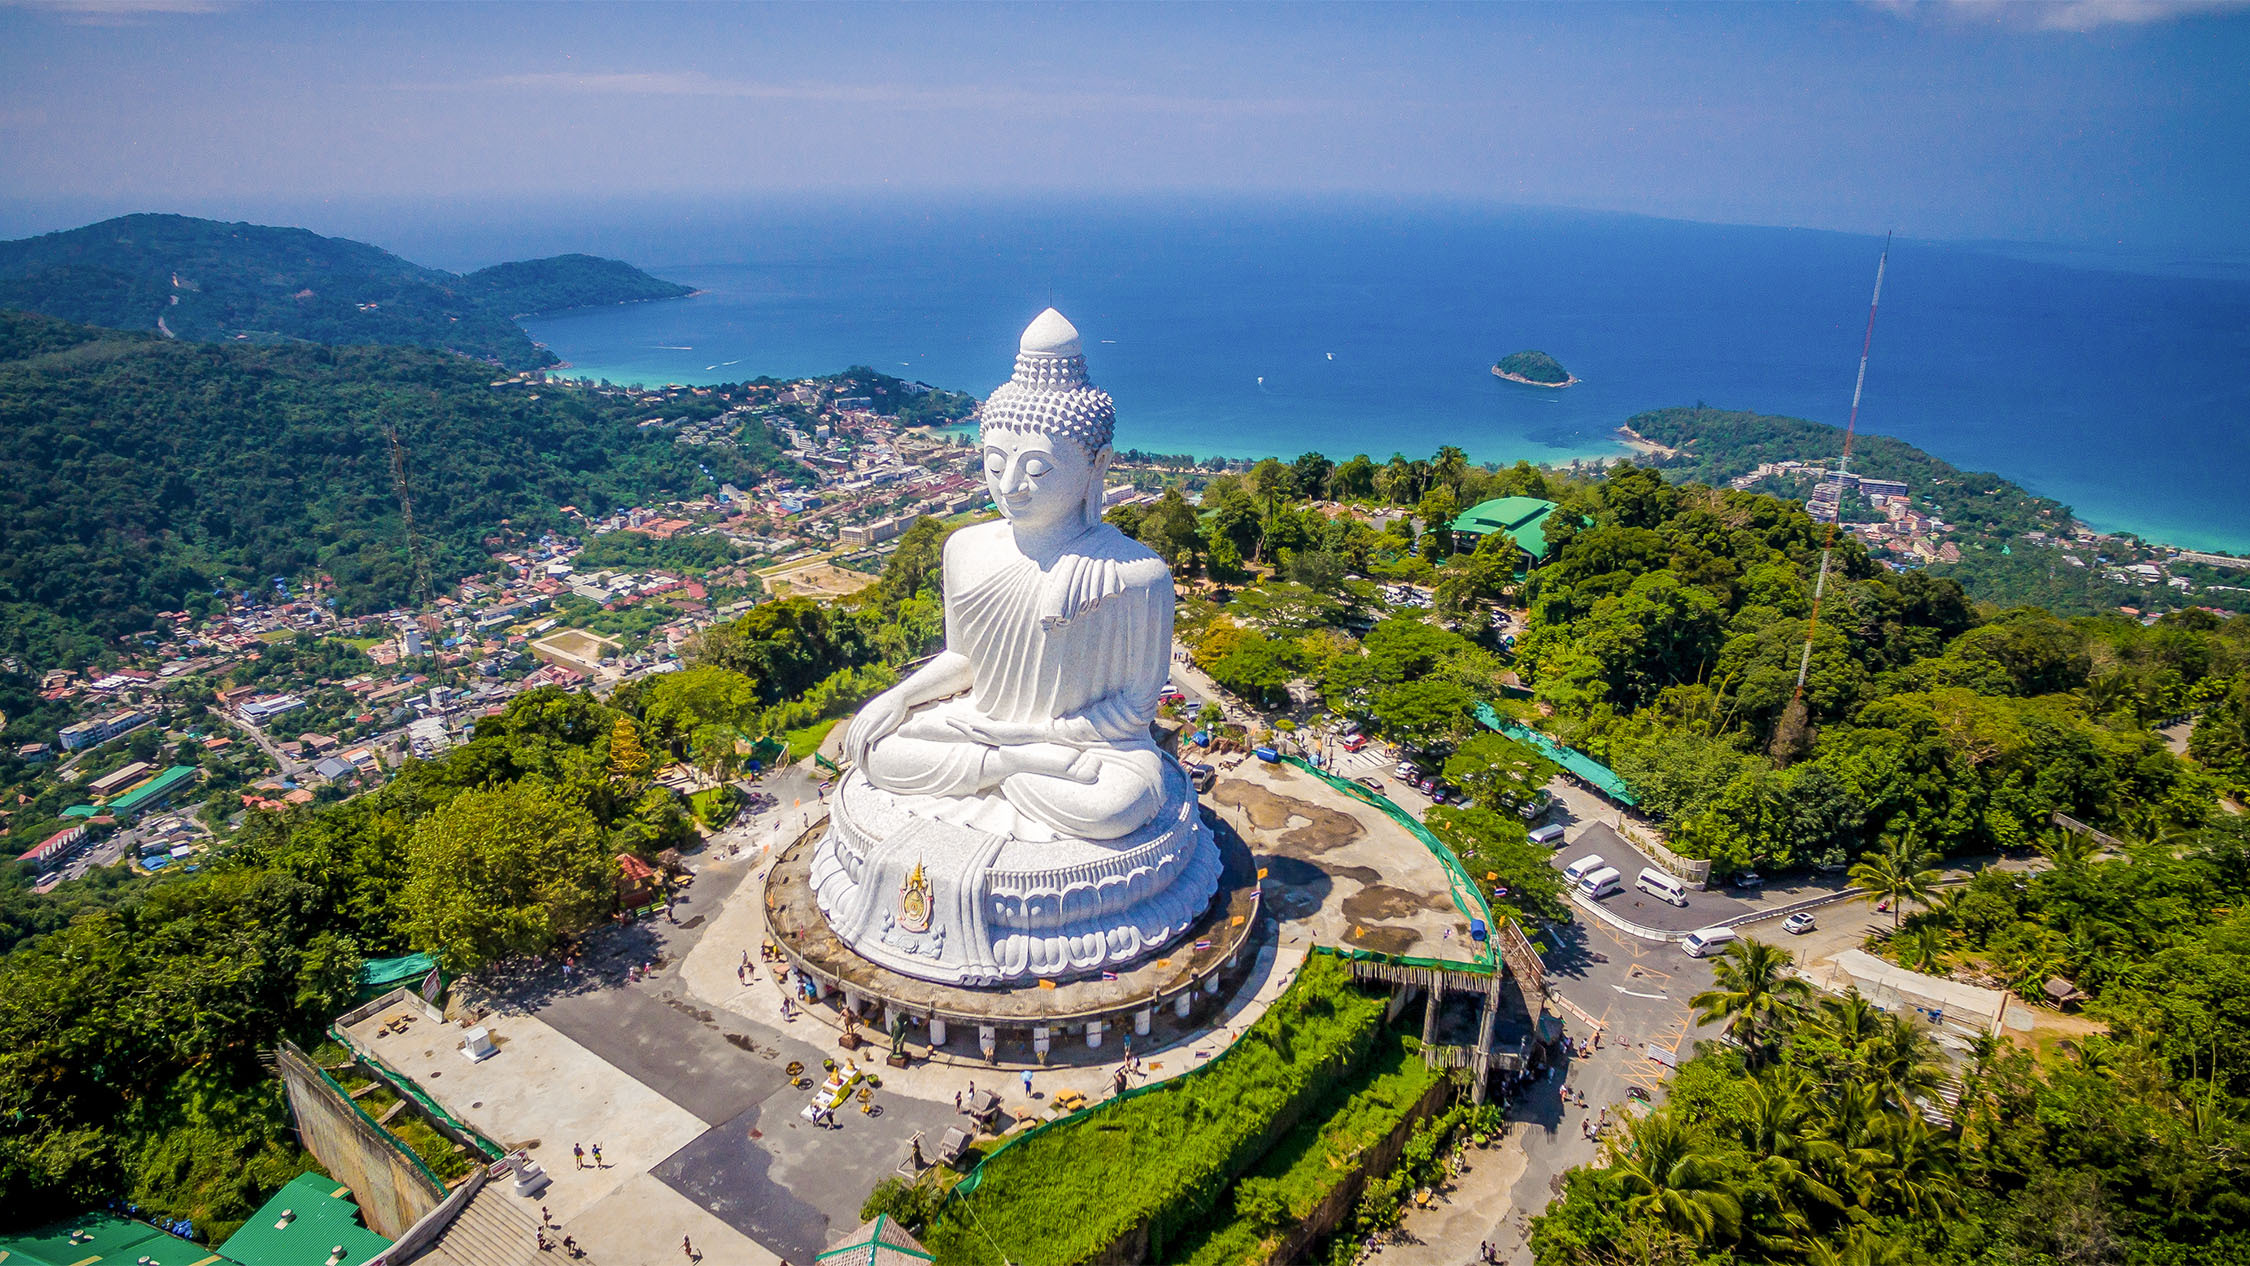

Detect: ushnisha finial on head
979,308,1116,454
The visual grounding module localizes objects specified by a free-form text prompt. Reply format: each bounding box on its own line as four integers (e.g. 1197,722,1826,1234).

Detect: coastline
1614,425,1680,460
1491,365,1581,389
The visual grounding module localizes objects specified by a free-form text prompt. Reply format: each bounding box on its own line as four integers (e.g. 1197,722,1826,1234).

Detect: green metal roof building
217,1173,392,1266
106,765,201,818
0,1212,247,1266
1449,497,1563,562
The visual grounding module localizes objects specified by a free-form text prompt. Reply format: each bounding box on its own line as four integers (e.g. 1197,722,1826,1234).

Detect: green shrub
926,954,1386,1265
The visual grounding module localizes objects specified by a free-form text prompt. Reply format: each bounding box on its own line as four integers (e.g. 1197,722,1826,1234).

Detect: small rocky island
1491,349,1578,388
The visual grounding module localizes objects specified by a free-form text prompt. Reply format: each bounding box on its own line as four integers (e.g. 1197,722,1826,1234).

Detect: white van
1578,867,1624,900
1529,823,1568,848
1636,868,1690,907
1681,926,1738,958
1562,854,1606,886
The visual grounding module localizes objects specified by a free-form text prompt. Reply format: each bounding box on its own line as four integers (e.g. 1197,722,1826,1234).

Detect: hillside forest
0,214,693,369
0,311,789,669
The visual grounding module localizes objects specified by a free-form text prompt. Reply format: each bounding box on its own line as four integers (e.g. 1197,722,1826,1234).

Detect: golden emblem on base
898,859,933,933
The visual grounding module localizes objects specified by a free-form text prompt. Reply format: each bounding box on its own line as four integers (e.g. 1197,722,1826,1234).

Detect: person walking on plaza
572,1143,584,1170
683,1235,696,1260
591,1143,602,1168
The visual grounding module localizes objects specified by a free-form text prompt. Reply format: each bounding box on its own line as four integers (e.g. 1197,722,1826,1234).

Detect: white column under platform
930,1018,949,1047
979,1024,998,1062
1134,1007,1152,1037
1086,1020,1105,1049
1174,993,1192,1019
1032,1025,1052,1062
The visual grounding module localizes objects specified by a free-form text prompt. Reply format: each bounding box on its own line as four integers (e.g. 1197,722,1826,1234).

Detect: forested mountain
0,311,785,668
0,214,689,369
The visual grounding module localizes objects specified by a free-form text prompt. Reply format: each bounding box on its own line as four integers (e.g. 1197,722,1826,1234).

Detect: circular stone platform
765,809,1263,1053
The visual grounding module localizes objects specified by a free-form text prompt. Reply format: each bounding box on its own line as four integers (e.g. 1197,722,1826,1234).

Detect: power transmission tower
384,419,434,605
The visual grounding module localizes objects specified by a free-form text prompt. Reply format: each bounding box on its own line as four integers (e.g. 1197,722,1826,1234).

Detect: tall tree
398,781,617,972
1848,836,1943,929
1689,938,1810,1066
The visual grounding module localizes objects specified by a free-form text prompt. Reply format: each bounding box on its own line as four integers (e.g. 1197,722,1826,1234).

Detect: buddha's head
980,309,1115,533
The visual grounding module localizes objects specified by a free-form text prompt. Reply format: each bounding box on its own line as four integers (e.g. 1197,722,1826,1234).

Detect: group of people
570,1142,604,1169
532,1203,580,1256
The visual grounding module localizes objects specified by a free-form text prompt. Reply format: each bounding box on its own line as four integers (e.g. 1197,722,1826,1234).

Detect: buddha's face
982,427,1102,534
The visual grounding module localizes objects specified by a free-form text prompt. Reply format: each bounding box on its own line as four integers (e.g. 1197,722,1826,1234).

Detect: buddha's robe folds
861,520,1172,840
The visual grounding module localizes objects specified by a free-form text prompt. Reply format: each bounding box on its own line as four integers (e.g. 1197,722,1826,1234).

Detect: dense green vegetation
1495,349,1573,385
573,529,742,575
0,310,784,670
0,214,690,368
924,953,1389,1265
1532,908,2250,1265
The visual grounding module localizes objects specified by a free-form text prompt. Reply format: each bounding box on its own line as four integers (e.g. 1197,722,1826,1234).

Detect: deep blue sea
399,198,2248,552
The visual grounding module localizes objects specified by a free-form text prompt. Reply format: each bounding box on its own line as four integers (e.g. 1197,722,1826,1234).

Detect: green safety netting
1280,756,1496,970
358,952,438,991
330,1024,508,1162
1471,704,1637,806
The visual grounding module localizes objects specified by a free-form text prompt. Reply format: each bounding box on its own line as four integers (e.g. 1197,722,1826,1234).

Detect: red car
1342,734,1370,753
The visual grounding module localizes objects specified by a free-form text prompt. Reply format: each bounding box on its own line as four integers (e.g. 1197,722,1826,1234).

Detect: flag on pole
1194,939,1213,951
1101,970,1118,981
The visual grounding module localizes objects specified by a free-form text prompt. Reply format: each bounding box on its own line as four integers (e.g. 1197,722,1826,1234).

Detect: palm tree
1612,1116,1744,1245
1733,1077,1845,1246
2036,827,2099,874
1869,1113,1961,1219
1848,836,1943,929
1690,939,1811,1067
1894,924,1949,974
1864,1013,1947,1103
1803,1227,1913,1266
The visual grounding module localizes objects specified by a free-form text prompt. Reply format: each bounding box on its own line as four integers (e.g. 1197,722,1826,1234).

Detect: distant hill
460,253,694,317
0,214,691,370
1492,350,1575,386
0,310,784,669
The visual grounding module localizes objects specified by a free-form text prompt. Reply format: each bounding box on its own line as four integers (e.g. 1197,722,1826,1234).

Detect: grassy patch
688,785,738,828
925,954,1387,1265
783,716,842,762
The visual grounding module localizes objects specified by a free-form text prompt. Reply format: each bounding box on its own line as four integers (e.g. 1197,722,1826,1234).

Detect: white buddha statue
843,307,1170,842
810,309,1220,985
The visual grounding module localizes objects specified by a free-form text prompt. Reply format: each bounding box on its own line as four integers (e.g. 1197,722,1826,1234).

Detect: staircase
1917,1077,1966,1128
409,1183,562,1266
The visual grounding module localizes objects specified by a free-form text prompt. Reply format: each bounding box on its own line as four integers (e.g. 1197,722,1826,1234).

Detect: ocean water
478,199,2248,552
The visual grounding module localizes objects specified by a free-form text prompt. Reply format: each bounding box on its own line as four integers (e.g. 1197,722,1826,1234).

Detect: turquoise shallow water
496,199,2250,553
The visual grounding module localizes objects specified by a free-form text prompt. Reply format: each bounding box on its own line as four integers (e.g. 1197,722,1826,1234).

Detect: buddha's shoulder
1078,523,1168,579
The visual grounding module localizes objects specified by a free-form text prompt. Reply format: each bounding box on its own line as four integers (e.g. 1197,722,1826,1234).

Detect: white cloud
1870,0,2250,31
2,0,232,24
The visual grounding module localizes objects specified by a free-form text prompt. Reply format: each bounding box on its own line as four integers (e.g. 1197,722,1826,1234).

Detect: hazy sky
3,0,2247,253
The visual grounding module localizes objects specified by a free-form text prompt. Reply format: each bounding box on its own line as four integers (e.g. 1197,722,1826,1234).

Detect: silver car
1782,912,1817,935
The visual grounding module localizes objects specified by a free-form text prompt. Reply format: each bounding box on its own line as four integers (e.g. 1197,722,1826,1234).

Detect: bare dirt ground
761,560,877,599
